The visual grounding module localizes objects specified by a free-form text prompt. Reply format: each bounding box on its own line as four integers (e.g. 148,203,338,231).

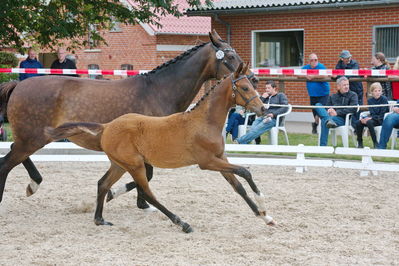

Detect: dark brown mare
45,63,274,232
0,30,258,208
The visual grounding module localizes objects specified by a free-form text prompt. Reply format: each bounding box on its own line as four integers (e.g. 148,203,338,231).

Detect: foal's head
230,63,266,117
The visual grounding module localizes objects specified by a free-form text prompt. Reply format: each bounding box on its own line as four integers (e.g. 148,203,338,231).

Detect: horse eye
228,55,235,60
242,87,248,91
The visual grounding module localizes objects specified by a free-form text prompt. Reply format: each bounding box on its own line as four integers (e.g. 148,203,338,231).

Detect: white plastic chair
358,111,382,144
237,104,292,145
318,113,356,147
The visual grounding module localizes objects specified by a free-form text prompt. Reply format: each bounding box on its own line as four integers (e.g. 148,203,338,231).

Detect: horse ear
242,62,250,75
235,62,243,78
209,29,222,48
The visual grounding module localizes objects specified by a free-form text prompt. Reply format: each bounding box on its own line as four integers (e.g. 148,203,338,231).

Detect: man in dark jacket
235,80,288,144
314,76,358,146
50,47,79,77
335,50,364,105
19,48,43,81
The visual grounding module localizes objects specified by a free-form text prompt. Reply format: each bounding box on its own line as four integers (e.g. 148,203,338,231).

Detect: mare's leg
106,163,153,209
23,157,43,196
199,155,274,226
0,142,40,202
94,161,126,225
113,157,192,233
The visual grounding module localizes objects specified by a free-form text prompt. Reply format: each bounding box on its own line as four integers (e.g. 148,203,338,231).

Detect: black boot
357,140,364,148
312,122,318,134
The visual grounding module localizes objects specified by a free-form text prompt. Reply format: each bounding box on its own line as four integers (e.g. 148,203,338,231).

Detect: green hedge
0,52,19,83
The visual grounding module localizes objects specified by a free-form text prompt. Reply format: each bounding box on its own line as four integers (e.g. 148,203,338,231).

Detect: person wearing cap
302,53,330,134
19,48,44,81
335,50,364,105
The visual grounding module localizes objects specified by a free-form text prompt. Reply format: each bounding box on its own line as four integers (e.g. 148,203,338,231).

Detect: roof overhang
186,0,399,17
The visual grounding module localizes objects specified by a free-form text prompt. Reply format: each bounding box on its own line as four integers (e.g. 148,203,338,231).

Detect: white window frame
251,29,304,69
373,24,399,62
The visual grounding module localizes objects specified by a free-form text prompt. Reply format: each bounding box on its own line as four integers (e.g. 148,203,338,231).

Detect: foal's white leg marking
27,179,39,196
142,204,158,213
109,185,128,200
254,192,274,225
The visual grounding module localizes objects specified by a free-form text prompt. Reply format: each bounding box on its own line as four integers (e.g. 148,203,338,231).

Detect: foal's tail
44,122,104,141
0,81,18,115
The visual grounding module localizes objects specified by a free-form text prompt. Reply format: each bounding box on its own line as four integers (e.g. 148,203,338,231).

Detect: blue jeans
236,117,276,144
377,112,399,149
314,103,345,146
226,113,245,140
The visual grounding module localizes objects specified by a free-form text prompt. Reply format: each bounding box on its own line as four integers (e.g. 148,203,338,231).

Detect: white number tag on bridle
216,50,224,60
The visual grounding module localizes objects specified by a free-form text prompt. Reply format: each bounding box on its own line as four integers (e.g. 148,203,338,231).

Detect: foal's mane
185,77,226,113
141,41,209,77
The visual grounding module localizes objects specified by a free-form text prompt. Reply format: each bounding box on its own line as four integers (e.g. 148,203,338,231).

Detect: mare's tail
44,122,104,141
0,81,19,115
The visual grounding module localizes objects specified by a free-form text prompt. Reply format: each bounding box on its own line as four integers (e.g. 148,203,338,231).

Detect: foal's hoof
182,223,193,233
106,191,114,202
26,186,34,197
94,218,114,226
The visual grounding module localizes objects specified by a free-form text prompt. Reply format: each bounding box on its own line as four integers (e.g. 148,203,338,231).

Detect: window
110,17,122,32
252,30,303,68
88,64,100,79
121,64,133,70
87,24,99,49
374,25,399,61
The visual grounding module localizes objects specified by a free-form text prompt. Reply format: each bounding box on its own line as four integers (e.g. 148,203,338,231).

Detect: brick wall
211,6,399,108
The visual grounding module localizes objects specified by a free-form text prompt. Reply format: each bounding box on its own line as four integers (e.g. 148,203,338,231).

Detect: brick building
187,0,399,108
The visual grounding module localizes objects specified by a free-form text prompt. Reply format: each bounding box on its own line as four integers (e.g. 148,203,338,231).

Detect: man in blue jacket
302,53,330,134
19,48,43,81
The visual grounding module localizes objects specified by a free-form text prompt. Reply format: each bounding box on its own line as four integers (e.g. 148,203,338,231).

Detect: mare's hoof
267,220,276,226
182,223,193,233
94,218,114,226
106,190,114,202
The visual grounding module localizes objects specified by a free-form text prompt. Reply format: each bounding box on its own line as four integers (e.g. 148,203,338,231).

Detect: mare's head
209,30,259,88
230,63,265,117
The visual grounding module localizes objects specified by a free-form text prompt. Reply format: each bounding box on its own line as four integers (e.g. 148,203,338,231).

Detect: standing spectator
335,50,364,104
355,82,389,148
377,99,399,149
302,53,330,134
314,76,358,146
50,47,79,77
19,48,43,81
371,52,392,100
392,56,399,100
235,80,288,144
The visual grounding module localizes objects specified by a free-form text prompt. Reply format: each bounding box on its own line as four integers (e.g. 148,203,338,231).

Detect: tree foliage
0,0,212,52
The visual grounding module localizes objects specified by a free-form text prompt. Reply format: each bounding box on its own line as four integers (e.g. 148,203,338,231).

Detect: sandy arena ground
0,162,398,265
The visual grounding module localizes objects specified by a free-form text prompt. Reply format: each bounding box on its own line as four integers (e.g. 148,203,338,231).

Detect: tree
0,0,212,52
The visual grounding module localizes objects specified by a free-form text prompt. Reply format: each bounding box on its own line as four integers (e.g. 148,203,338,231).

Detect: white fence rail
0,142,398,176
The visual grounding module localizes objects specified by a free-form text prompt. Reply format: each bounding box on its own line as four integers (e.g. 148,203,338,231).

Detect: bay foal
45,63,274,233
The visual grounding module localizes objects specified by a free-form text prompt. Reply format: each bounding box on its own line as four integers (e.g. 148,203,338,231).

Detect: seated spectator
355,82,389,148
19,48,43,81
392,56,399,100
225,106,245,141
371,52,392,100
377,100,399,149
314,76,358,146
235,80,288,144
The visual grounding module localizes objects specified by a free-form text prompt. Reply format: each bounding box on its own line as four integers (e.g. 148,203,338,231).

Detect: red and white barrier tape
1,68,399,76
0,68,148,76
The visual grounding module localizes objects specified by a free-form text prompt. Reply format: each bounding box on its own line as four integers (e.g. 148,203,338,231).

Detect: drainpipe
214,14,230,44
